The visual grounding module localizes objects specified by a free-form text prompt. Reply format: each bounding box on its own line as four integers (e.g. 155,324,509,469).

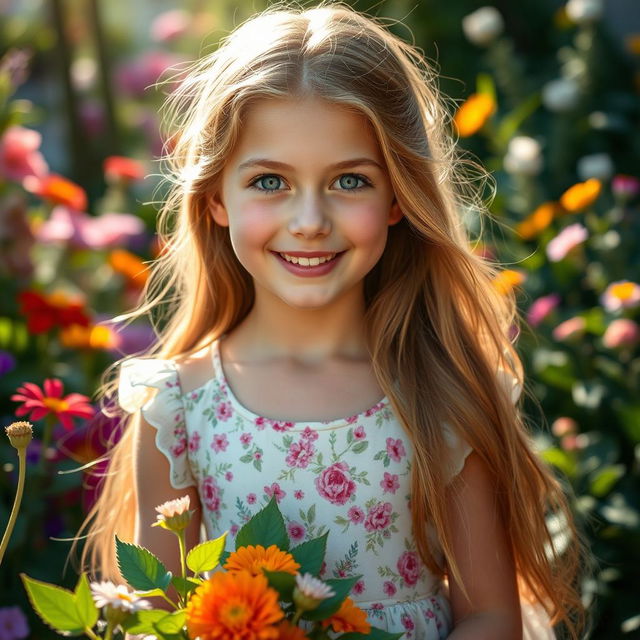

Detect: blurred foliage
0,0,639,638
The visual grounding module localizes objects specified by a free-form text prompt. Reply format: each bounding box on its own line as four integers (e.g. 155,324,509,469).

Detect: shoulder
173,343,216,395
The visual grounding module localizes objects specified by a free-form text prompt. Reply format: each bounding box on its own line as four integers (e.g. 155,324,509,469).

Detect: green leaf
21,574,85,635
153,610,186,634
235,497,289,550
341,628,405,640
171,575,201,596
263,570,296,600
352,441,368,454
187,533,227,573
589,465,625,497
540,447,577,478
115,536,172,591
134,587,170,598
303,576,361,621
290,532,328,575
74,574,99,630
123,610,171,634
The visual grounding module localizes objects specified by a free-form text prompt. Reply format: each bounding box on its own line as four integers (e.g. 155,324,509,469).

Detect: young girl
82,3,587,638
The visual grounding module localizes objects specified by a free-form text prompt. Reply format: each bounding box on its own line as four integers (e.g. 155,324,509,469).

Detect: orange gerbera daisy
224,545,300,577
24,173,87,211
108,249,149,288
492,269,526,296
275,620,308,640
515,202,561,240
559,178,602,213
186,571,283,640
322,597,371,634
453,93,496,137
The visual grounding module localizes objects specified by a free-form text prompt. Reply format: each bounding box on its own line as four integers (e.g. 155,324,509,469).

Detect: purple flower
0,350,16,376
0,606,29,640
546,223,588,262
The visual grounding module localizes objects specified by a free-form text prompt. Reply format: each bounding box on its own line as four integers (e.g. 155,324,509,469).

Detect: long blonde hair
81,3,587,636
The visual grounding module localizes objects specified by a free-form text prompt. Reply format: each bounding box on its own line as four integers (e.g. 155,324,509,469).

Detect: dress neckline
209,339,390,430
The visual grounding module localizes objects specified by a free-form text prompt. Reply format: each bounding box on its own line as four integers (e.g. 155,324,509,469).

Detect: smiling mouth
277,252,341,266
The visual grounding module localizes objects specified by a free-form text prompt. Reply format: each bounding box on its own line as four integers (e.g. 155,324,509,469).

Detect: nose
287,194,331,238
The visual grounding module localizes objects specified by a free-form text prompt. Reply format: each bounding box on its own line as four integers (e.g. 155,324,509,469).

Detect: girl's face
211,96,402,310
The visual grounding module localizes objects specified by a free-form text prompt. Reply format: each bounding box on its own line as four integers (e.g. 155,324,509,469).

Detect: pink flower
348,506,365,524
247,493,257,504
383,581,397,596
551,417,578,438
285,438,315,468
150,9,190,42
211,433,229,453
353,426,366,440
287,521,306,542
255,416,267,430
215,401,233,421
264,482,286,503
546,223,588,262
201,476,221,513
116,51,185,97
352,580,365,595
527,293,561,327
380,472,400,494
301,426,319,441
603,318,640,348
364,502,393,532
552,316,586,341
601,281,640,312
0,126,48,183
230,524,239,536
386,437,406,462
612,174,640,201
188,431,201,453
272,421,294,432
401,614,415,631
254,451,262,460
170,436,187,458
397,551,421,587
294,489,304,500
315,462,357,505
239,432,252,446
225,471,233,481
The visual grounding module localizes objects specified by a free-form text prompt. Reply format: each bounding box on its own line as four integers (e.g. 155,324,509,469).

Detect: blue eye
250,175,284,192
248,173,372,193
336,174,371,190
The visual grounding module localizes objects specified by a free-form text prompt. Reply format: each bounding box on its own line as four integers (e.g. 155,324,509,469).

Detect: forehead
228,96,384,166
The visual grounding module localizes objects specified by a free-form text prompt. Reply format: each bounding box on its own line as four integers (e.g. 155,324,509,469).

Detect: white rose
462,7,504,46
577,153,614,181
542,78,581,113
566,0,604,24
504,136,543,176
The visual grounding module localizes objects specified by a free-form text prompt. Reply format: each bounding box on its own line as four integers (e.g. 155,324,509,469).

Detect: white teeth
279,253,336,266
309,257,320,267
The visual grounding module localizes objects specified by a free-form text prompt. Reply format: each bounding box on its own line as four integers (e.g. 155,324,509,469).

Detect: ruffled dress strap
118,357,196,490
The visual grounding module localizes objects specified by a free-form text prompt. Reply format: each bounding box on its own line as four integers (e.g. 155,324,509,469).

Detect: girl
82,3,587,638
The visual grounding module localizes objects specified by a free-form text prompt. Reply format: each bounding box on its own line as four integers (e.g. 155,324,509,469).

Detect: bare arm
445,452,522,640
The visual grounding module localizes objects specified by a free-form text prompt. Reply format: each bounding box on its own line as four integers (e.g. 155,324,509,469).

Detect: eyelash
248,173,373,194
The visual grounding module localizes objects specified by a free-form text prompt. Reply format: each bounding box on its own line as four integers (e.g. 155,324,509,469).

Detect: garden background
1,0,639,638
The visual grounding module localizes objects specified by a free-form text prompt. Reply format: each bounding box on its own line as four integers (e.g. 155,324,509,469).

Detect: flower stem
104,620,113,640
0,447,26,565
177,530,187,605
84,626,101,640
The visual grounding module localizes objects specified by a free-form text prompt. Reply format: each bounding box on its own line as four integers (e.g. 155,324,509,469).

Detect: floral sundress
119,340,553,639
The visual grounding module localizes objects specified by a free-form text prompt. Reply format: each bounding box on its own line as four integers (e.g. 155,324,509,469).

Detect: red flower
24,174,87,211
18,290,90,334
103,155,145,182
11,378,95,430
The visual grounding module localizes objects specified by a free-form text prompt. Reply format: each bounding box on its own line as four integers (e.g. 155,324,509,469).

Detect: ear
388,199,403,226
209,193,229,227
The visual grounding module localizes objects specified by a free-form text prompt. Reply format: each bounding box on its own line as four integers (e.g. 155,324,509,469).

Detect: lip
275,250,341,258
271,250,345,277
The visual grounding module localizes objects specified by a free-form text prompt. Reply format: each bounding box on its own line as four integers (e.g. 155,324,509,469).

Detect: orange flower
515,202,561,240
453,93,496,137
59,324,118,350
625,34,640,56
104,155,145,182
224,545,300,577
322,597,371,634
275,620,308,640
108,249,149,288
24,173,87,211
186,571,282,640
492,269,526,295
559,178,602,213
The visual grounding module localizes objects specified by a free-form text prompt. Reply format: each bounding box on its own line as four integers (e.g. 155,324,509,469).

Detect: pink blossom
254,451,262,461
201,476,221,513
211,433,229,453
612,174,640,201
116,51,185,97
285,438,315,468
383,581,397,596
546,223,588,262
527,293,561,327
364,502,393,532
401,614,415,631
371,603,384,610
255,416,266,429
272,420,294,432
347,506,365,524
170,436,187,458
240,432,252,446
264,482,286,503
294,489,304,500
225,471,233,481
346,414,359,423
230,524,239,536
603,318,640,348
380,472,400,494
315,462,357,505
247,493,257,504
397,551,421,587
353,426,366,440
188,431,200,453
287,521,306,542
352,580,365,595
552,316,586,341
386,437,406,462
215,401,233,421
601,281,640,312
0,126,48,183
150,9,190,42
551,417,578,438
301,426,319,441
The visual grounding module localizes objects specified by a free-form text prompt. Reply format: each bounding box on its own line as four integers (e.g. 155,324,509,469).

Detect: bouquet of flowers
20,496,403,639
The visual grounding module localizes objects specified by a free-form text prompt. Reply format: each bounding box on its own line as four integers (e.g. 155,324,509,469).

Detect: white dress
119,341,554,639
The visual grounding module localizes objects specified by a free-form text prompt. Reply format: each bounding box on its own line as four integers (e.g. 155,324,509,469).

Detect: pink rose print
287,521,306,542
426,609,435,619
346,414,358,424
239,432,252,446
401,614,415,631
353,426,366,440
272,420,294,432
211,433,229,453
294,489,304,500
254,451,263,461
201,475,221,513
383,581,397,596
352,580,365,595
188,431,201,453
264,482,286,503
285,438,315,468
371,603,384,611
230,524,239,536
247,493,257,504
170,435,187,458
347,506,365,524
386,437,406,462
364,502,393,532
380,472,400,494
255,416,267,430
315,462,356,505
215,401,233,421
301,426,319,441
225,471,233,481
397,551,420,587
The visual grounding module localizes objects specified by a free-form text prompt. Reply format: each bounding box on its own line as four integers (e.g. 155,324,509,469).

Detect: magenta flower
0,126,48,184
527,293,561,327
546,223,588,262
286,521,306,542
603,318,640,348
611,174,640,201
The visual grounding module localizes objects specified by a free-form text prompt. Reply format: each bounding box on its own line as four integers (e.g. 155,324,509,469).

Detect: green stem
0,447,27,565
104,620,113,640
177,530,187,605
161,591,180,609
84,626,101,640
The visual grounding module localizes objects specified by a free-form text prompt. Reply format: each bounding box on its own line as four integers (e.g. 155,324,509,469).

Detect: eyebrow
237,157,385,172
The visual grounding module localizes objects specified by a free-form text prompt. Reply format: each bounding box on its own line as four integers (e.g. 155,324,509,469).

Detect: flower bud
5,421,33,451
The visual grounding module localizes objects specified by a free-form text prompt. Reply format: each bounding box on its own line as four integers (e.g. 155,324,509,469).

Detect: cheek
228,204,275,251
342,204,390,250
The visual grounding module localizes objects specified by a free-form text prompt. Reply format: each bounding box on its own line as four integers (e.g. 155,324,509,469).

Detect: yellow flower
186,571,282,640
224,545,300,577
322,597,371,634
453,93,496,137
492,269,526,295
515,202,560,240
559,178,602,213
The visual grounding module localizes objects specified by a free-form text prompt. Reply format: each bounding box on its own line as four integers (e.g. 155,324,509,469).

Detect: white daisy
295,573,335,600
90,581,152,612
